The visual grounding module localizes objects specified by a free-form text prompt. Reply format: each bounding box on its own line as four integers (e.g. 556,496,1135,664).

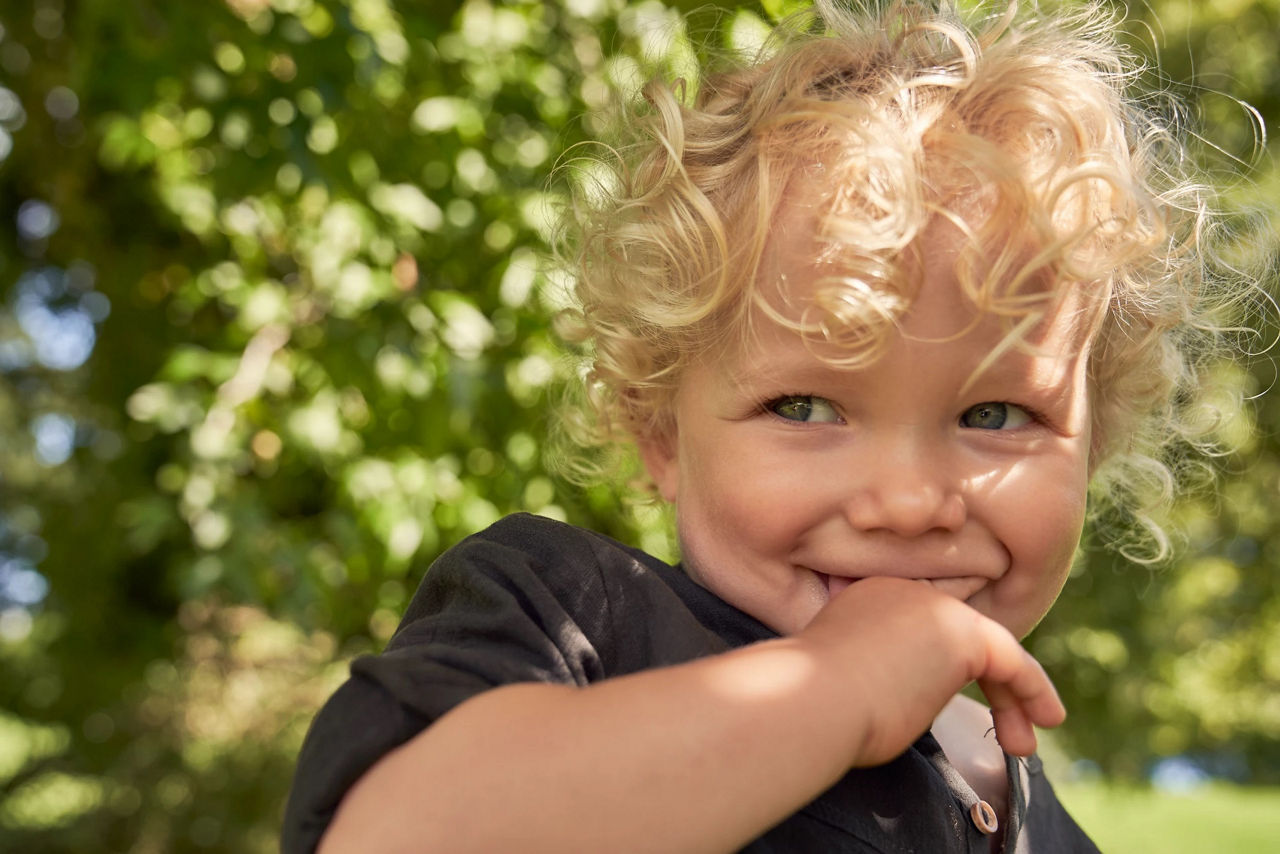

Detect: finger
980,676,1064,757
974,624,1065,724
985,680,1065,737
987,704,1037,756
987,669,1064,727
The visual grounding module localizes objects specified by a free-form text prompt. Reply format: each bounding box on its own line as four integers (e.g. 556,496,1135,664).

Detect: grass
1053,781,1280,853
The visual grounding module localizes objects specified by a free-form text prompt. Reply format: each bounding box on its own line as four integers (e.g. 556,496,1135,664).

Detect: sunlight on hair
553,0,1264,559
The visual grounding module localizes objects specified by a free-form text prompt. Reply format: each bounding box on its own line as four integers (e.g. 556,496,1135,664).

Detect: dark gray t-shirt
283,513,1100,853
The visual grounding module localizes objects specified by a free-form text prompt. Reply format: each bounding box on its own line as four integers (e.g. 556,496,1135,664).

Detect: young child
284,1,1245,851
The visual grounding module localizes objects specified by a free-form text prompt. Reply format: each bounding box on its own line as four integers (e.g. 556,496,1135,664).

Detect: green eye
960,402,1031,430
769,396,841,423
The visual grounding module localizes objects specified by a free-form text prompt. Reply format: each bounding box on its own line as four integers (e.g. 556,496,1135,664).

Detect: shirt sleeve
281,515,614,854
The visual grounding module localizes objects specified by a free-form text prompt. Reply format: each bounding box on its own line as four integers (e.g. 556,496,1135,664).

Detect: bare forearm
319,638,864,854
318,579,1064,854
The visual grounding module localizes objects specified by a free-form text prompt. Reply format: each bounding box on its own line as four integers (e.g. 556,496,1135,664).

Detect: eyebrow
961,349,1086,407
724,354,858,391
726,340,1081,394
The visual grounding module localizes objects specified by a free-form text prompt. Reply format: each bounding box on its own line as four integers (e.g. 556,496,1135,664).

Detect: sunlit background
1,1,1278,851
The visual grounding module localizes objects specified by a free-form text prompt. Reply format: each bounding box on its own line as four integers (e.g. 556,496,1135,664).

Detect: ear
637,429,679,503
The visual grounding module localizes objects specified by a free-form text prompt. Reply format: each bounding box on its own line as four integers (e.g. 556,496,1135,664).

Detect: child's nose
842,449,966,537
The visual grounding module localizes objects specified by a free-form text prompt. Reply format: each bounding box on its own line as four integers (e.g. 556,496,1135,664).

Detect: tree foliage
0,1,1276,850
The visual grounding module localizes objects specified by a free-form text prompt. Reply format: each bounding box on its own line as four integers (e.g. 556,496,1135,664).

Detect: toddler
284,1,1246,851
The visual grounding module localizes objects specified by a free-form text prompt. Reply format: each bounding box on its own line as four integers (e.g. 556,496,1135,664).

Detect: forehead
725,287,1095,395
743,181,1102,371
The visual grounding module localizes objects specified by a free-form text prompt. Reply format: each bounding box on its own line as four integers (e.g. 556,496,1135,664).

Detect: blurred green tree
0,0,673,849
0,1,1276,851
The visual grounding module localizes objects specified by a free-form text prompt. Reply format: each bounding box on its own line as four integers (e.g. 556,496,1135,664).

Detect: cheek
987,460,1089,623
1012,474,1086,553
678,469,788,552
673,464,831,636
672,442,826,585
680,439,809,530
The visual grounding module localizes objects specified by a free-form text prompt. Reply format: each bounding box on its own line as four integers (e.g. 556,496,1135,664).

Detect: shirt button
970,800,999,834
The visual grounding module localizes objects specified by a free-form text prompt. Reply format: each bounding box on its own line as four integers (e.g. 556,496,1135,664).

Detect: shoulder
452,512,657,571
428,513,674,597
470,513,776,646
396,514,680,650
400,514,630,615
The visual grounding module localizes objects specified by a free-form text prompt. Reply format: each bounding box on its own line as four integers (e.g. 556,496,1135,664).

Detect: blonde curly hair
556,0,1255,559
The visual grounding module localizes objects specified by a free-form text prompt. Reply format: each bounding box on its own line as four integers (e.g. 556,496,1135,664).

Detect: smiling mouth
821,572,988,602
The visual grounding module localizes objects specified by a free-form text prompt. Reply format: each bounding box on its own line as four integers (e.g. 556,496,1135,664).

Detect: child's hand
797,576,1065,766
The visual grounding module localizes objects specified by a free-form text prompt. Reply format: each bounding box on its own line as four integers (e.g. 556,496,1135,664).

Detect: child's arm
317,576,1063,854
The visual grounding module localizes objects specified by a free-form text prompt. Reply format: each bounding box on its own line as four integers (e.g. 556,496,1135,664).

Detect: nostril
843,482,965,535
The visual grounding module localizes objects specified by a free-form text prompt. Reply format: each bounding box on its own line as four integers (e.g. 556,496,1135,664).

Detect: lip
819,571,989,602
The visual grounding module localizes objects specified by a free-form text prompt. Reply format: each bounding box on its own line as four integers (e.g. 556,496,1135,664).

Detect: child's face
640,218,1095,639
